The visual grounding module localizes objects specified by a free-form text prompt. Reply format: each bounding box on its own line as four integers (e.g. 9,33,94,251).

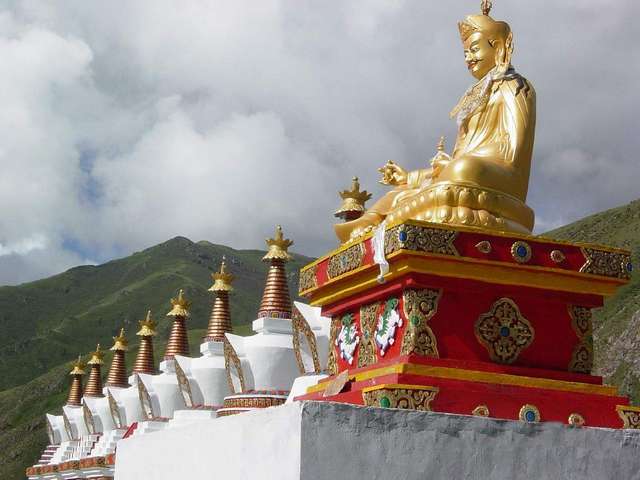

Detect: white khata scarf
450,65,523,127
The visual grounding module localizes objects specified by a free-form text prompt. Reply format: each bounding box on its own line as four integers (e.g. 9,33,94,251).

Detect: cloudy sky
0,0,638,285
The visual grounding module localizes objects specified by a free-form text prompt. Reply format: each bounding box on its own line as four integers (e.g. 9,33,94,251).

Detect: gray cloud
0,0,638,285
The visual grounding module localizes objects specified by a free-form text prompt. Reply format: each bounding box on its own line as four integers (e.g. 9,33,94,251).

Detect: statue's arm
501,79,536,166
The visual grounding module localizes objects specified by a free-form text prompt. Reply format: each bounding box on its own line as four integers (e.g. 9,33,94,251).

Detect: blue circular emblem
516,245,528,258
499,326,510,337
399,231,408,242
525,410,536,422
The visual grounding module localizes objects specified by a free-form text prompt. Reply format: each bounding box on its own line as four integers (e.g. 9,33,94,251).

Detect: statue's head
458,10,513,80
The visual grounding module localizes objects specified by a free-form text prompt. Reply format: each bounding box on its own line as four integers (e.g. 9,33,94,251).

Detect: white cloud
0,1,638,285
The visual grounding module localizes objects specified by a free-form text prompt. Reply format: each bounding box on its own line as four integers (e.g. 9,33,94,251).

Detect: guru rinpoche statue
335,1,536,243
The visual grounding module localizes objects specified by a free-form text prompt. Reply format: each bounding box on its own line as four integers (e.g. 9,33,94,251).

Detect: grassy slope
0,237,310,479
0,236,310,391
544,199,640,401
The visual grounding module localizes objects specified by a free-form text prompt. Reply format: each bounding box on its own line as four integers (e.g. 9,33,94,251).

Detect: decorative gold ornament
175,361,193,408
136,375,155,420
87,344,104,365
69,355,86,376
263,225,293,262
475,241,492,254
580,248,632,280
472,404,490,417
550,250,566,264
334,4,535,244
221,393,287,410
209,257,234,292
108,390,123,429
401,289,441,357
223,337,245,394
298,264,317,293
510,241,532,263
326,316,340,375
568,413,585,427
475,298,534,364
167,289,191,318
617,405,640,429
63,411,75,440
334,177,372,221
137,310,158,337
292,307,321,374
362,384,439,411
358,302,380,368
568,306,593,373
82,402,96,434
481,0,492,16
519,404,541,423
110,328,128,351
327,242,365,279
385,224,459,257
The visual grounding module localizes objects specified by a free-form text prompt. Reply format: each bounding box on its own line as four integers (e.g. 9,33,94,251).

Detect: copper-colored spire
105,328,129,388
258,226,293,318
164,290,191,359
133,310,157,374
66,356,85,406
84,344,105,398
204,258,234,341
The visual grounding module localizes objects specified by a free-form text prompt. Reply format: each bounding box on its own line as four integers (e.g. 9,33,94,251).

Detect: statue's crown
458,1,510,43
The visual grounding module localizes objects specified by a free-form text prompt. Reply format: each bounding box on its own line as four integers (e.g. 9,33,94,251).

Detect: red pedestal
296,221,637,429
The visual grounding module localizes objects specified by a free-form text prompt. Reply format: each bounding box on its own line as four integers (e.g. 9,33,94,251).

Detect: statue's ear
499,32,514,68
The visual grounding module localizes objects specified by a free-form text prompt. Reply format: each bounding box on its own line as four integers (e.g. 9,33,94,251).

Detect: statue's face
463,32,497,80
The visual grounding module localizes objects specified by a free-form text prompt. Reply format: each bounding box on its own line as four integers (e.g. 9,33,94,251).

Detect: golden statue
335,1,536,243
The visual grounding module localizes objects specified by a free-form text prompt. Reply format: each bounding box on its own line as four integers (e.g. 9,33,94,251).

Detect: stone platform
115,401,640,479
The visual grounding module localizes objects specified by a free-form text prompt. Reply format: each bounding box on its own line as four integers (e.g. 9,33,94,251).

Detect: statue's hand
378,161,408,186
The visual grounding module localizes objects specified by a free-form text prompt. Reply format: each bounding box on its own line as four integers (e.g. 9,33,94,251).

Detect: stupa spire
204,257,234,341
105,328,129,388
133,310,157,374
84,344,105,398
258,225,293,318
164,289,191,359
66,356,85,406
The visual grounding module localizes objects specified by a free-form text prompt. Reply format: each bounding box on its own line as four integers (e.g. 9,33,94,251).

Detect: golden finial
69,355,86,376
210,257,234,292
263,225,293,262
437,136,445,152
481,0,492,15
334,177,372,221
137,310,158,336
110,328,129,351
87,344,104,365
167,289,191,317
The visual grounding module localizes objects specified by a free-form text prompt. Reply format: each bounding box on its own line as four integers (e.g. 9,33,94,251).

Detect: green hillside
0,236,310,391
544,199,640,402
0,237,311,479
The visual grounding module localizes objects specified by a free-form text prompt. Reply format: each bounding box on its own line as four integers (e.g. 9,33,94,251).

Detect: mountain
0,236,312,479
544,199,640,401
0,236,311,392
